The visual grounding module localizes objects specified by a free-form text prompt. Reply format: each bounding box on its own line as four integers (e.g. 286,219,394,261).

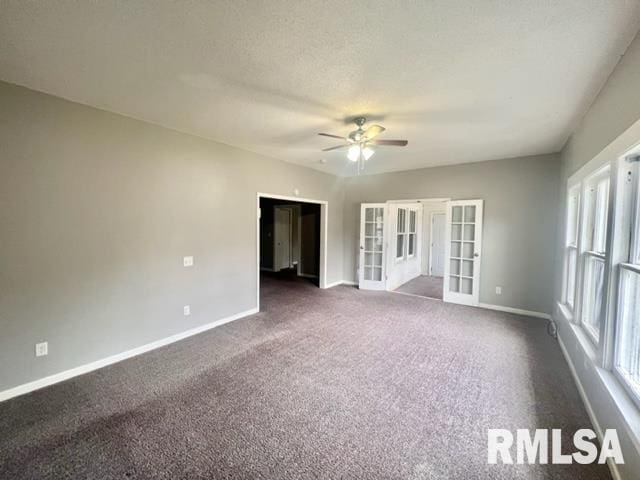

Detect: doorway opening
391,200,448,300
257,193,327,310
358,198,483,306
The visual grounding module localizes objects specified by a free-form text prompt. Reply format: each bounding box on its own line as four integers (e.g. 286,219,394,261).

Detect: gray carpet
394,275,444,300
0,277,610,479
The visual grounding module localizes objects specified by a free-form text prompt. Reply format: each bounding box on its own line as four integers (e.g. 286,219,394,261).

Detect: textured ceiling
1,1,639,176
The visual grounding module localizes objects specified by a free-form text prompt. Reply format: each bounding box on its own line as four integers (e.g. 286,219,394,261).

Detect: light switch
183,305,191,316
35,342,48,357
183,256,194,267
496,286,502,295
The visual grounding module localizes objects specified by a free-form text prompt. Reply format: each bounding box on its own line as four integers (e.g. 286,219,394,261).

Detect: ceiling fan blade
322,144,350,151
318,133,346,140
361,125,386,140
370,139,408,146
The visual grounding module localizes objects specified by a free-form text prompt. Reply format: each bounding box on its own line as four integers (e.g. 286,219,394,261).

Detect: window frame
395,208,407,261
562,185,581,311
613,158,640,409
575,165,612,348
407,209,417,258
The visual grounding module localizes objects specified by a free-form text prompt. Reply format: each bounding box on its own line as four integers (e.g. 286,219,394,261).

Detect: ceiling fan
318,117,408,173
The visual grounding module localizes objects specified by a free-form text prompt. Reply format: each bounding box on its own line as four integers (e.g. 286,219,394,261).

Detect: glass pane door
444,200,483,305
359,203,387,290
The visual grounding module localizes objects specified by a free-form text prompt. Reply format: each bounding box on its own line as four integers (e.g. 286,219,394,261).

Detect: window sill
556,302,599,358
556,301,574,323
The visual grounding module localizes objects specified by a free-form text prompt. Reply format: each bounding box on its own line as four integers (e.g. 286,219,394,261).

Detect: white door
359,203,387,290
443,200,483,305
430,213,446,277
386,203,422,291
274,207,291,271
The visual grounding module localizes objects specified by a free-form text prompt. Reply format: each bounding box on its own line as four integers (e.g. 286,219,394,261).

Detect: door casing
257,193,328,312
386,203,423,291
429,212,446,277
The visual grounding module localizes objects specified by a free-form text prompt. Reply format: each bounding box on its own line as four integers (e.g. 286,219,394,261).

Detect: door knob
474,252,479,257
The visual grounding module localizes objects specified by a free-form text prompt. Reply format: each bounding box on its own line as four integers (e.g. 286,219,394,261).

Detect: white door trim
429,211,446,277
257,193,328,311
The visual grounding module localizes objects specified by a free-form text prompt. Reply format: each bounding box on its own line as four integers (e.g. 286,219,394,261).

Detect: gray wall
0,81,345,392
553,33,640,478
343,154,560,314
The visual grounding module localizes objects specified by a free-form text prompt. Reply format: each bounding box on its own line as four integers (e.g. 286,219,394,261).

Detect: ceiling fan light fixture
362,146,375,160
347,144,361,162
317,117,407,173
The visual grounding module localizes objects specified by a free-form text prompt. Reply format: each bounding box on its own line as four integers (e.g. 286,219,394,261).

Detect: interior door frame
385,202,423,291
429,211,446,277
257,193,328,312
443,199,484,306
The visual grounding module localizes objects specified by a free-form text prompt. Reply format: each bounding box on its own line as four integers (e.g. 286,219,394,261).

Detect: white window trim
611,158,640,409
580,250,606,346
572,164,613,354
395,208,407,262
555,124,640,454
558,143,640,401
613,262,640,412
562,184,581,313
407,209,417,258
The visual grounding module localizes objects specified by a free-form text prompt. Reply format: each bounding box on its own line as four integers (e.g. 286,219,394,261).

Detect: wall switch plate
183,256,194,267
35,342,48,357
495,286,502,295
183,305,191,316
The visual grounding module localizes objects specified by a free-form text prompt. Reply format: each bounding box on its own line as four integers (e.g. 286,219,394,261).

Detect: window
560,150,640,412
396,208,406,259
407,210,417,257
580,168,610,344
563,186,580,310
615,159,640,405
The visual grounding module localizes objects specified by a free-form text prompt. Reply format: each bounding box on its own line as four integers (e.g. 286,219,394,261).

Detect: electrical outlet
183,305,191,316
183,256,194,267
495,286,502,295
35,342,48,357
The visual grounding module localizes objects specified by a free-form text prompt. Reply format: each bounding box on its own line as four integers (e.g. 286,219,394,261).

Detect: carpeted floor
394,275,444,300
0,277,610,479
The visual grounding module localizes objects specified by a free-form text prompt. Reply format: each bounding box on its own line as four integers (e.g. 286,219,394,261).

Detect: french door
358,203,387,290
443,200,483,305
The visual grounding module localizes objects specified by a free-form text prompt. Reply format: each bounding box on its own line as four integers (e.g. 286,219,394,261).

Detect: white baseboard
0,307,258,403
324,279,358,289
477,302,551,320
557,334,622,480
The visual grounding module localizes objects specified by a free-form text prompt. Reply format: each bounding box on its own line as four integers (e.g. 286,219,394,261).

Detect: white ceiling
1,1,639,176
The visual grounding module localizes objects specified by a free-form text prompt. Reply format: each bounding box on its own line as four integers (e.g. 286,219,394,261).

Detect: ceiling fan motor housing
353,116,367,128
